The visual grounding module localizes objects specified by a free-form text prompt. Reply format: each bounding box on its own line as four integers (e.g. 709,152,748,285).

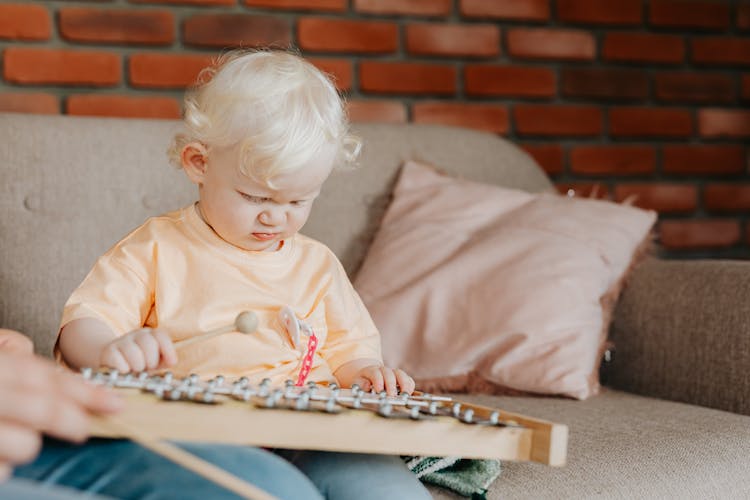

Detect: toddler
57,49,430,499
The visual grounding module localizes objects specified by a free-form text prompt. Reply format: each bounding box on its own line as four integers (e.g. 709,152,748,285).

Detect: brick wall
1,0,748,258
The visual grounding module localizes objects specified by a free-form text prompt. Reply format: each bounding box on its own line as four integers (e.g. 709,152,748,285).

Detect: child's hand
99,328,177,373
351,364,416,396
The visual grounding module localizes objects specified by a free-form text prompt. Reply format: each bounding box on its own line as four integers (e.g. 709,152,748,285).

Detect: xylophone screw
428,401,439,415
188,374,200,385
452,403,462,418
137,372,148,384
329,382,339,391
462,408,475,424
202,391,215,404
295,393,311,411
163,372,173,384
325,396,337,413
81,367,93,380
378,402,393,417
351,384,361,396
108,370,119,384
409,406,420,420
489,411,500,425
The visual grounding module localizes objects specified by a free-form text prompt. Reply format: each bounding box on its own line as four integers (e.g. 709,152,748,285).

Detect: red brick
359,62,455,95
3,48,120,86
60,8,173,45
308,58,352,91
663,145,746,175
131,0,235,5
0,4,50,41
521,144,565,174
183,14,290,48
514,105,602,137
650,0,730,29
603,33,684,64
691,37,750,66
465,65,555,98
655,72,734,103
0,92,58,114
298,18,397,54
460,0,550,21
561,68,648,100
557,0,642,25
245,0,346,11
129,53,211,89
609,107,693,138
507,28,595,61
555,183,610,199
347,100,407,123
412,102,509,134
570,145,656,175
704,184,750,213
659,219,740,250
354,0,451,17
743,75,750,100
406,23,499,58
739,4,750,30
698,109,750,138
614,184,697,213
67,94,181,119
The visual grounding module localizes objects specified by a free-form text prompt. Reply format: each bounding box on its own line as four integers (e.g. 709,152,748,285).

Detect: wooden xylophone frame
86,370,568,466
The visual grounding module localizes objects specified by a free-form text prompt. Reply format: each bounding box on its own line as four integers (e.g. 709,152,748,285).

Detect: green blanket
402,456,501,499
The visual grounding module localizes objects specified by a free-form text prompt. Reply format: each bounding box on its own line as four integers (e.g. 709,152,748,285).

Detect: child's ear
181,142,208,185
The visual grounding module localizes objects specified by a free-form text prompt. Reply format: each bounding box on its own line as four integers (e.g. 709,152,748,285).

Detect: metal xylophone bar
82,369,523,428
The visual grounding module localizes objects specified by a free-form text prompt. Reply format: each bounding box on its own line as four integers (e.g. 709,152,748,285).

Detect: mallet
174,311,258,348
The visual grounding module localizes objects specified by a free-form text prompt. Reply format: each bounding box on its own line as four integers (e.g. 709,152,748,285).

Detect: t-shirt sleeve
319,255,383,374
59,238,155,340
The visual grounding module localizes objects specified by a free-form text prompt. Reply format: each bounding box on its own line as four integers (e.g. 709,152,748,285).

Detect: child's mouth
252,232,278,241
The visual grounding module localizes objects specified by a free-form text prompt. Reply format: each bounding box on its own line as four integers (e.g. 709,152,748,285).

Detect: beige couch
2,112,749,499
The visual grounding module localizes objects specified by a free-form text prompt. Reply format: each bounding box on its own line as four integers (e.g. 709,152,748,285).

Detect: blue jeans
9,438,323,500
275,449,432,500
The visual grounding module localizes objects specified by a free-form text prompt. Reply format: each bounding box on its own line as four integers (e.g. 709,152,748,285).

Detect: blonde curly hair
168,49,360,184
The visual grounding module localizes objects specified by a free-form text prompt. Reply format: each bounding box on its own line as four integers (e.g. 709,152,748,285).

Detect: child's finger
394,369,415,394
152,329,177,367
117,342,146,373
364,366,385,393
100,344,130,373
380,367,398,396
351,376,372,392
133,330,160,370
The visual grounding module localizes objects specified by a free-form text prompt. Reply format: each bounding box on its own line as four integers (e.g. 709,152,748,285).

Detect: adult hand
100,327,177,373
0,348,123,481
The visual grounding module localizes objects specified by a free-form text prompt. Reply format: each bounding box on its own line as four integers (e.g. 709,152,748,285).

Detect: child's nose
259,206,284,226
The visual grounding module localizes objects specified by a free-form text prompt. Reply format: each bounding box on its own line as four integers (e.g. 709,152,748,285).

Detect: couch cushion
0,113,551,355
429,390,750,499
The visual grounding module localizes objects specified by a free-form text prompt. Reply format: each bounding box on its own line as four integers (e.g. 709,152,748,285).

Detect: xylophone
85,369,567,466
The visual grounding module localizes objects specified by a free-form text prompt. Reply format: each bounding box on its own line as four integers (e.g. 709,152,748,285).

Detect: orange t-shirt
59,204,382,385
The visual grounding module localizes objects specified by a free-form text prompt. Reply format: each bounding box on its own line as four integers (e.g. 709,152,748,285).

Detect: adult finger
381,367,398,396
152,329,177,367
133,330,160,370
0,420,42,466
394,369,416,395
0,386,90,443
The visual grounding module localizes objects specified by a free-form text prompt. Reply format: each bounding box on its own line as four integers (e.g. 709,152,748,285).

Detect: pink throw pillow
354,161,656,399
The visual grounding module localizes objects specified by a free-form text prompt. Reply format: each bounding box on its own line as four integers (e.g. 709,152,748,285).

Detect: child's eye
240,193,269,203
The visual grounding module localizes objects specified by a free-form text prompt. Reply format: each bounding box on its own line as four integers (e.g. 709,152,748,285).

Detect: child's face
186,143,335,252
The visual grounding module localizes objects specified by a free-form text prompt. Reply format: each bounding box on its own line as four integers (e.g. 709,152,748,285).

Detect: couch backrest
0,113,551,355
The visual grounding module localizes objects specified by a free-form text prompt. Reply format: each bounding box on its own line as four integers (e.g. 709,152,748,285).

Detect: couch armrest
606,257,750,416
